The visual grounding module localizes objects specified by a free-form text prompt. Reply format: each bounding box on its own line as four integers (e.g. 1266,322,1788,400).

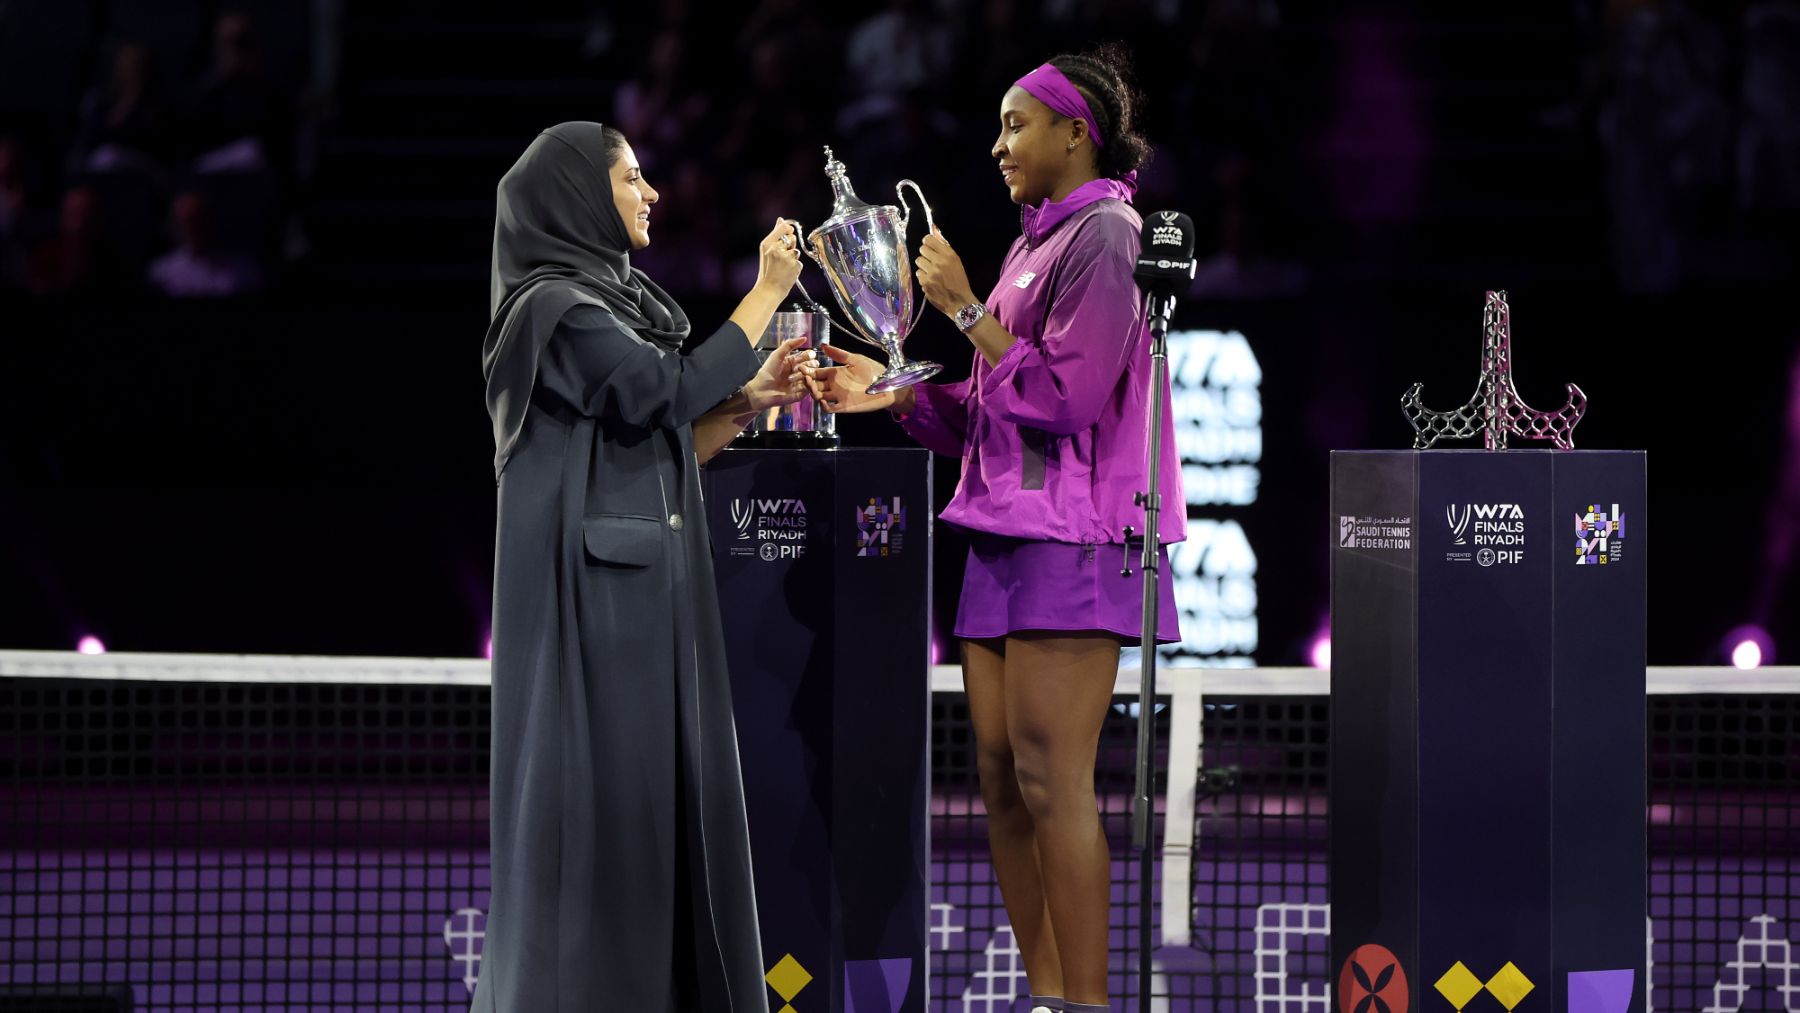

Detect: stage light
1725,625,1772,670
76,635,106,655
1309,633,1331,670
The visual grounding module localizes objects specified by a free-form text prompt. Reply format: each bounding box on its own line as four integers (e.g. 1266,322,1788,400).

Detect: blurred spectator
1596,0,1732,293
1190,152,1308,299
631,159,727,297
1169,0,1286,165
184,11,294,174
0,138,31,290
72,42,170,175
1753,340,1800,633
736,0,829,66
727,144,829,296
27,186,118,296
614,31,709,157
717,37,823,178
956,0,1050,110
1316,13,1429,271
843,0,952,106
147,191,262,297
1737,1,1800,212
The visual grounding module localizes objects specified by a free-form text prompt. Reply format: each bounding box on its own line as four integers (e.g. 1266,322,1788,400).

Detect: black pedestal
1330,450,1646,1013
704,448,933,1013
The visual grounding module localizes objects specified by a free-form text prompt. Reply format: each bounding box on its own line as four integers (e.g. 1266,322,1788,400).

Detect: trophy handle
895,179,936,336
793,220,823,267
895,179,936,237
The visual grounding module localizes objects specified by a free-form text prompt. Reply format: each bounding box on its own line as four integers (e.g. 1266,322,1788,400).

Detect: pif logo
1340,944,1408,1013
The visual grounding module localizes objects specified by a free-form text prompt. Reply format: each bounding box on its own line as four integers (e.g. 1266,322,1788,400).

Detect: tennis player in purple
809,45,1182,1013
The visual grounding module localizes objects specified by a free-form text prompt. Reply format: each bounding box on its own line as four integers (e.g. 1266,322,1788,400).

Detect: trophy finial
820,146,864,214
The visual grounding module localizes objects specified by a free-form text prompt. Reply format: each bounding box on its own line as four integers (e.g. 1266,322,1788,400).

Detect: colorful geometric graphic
1435,961,1486,1011
844,957,913,1013
1434,960,1536,1011
855,496,906,557
1485,961,1535,1011
1576,502,1626,565
1340,943,1409,1013
766,952,814,1013
442,907,486,995
1567,969,1634,1013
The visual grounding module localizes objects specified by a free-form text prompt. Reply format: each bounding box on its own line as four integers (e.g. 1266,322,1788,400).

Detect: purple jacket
900,181,1186,546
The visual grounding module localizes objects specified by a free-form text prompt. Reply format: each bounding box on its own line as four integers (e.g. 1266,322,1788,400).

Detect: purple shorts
953,533,1182,644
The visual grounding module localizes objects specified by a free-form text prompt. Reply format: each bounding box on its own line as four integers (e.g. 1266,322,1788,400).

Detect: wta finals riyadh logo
728,497,811,561
855,497,906,557
1446,505,1473,546
730,499,754,539
1151,210,1184,248
1576,503,1626,565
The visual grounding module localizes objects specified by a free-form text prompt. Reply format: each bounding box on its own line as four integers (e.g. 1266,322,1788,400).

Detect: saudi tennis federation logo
1340,944,1408,1013
1576,503,1626,565
855,497,906,557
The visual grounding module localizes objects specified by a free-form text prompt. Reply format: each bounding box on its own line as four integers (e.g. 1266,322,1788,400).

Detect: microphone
1134,211,1196,337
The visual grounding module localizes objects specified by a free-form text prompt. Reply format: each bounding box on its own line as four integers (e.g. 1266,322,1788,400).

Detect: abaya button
668,513,684,531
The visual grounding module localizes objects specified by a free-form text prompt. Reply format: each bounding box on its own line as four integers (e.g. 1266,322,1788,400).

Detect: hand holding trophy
806,344,901,415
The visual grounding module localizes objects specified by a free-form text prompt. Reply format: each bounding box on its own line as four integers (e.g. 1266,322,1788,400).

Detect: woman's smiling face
609,141,660,249
991,86,1084,206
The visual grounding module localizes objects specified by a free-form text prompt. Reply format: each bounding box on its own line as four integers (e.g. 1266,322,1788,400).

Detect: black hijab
482,121,691,478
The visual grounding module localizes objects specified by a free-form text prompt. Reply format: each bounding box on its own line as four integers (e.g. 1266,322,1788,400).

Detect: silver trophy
795,147,942,394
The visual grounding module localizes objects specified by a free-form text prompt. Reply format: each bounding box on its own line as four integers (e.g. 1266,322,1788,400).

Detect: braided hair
1046,42,1153,181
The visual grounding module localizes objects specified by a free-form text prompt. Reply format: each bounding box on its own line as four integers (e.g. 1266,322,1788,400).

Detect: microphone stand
1132,285,1176,1010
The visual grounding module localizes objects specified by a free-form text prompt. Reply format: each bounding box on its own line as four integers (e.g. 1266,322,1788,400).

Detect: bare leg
962,637,1063,996
1004,632,1120,1006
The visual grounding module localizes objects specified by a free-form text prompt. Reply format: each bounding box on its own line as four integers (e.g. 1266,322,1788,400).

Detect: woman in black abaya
474,121,806,1013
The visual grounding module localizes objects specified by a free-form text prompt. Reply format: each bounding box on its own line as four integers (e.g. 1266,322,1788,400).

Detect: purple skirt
953,533,1182,644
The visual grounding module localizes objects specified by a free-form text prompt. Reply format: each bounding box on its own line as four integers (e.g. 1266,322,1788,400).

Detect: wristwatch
954,302,989,332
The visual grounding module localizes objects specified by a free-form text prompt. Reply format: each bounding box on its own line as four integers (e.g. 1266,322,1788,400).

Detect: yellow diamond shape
779,1007,797,1013
765,953,813,1003
1485,961,1535,1011
1435,961,1485,1011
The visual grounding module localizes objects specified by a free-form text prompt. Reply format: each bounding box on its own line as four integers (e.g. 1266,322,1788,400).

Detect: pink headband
1014,63,1105,149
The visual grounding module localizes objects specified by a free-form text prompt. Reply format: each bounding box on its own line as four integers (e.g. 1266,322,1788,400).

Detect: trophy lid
816,146,891,231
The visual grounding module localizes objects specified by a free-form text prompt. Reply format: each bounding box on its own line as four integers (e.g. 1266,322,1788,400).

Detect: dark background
1,0,1795,665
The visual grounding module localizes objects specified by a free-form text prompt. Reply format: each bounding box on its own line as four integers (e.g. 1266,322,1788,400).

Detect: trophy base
866,360,942,395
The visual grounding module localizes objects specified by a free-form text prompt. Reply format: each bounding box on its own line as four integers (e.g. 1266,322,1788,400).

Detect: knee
975,748,1026,816
1011,740,1094,823
1011,743,1061,820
